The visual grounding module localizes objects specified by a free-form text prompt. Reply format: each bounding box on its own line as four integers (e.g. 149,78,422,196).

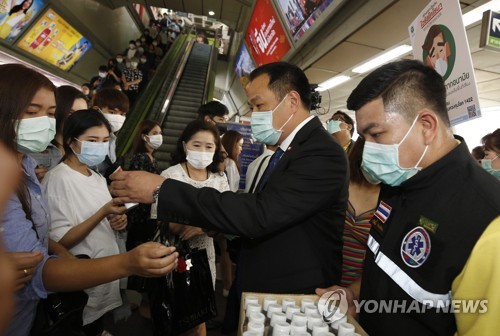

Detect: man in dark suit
111,62,348,293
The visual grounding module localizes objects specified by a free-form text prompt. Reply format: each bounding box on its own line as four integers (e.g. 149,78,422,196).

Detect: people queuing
84,20,182,108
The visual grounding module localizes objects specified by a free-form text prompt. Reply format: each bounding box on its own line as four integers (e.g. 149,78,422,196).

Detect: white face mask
103,113,126,133
131,62,138,68
116,58,123,63
146,134,163,149
15,116,56,153
185,149,213,169
434,58,448,77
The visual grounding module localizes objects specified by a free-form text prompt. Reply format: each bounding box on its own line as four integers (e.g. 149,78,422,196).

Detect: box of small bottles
238,292,367,336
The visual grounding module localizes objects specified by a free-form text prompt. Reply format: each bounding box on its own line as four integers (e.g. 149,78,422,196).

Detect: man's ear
288,91,301,112
419,110,439,145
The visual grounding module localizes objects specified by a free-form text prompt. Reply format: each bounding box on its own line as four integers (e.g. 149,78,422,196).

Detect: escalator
153,42,214,170
115,31,216,171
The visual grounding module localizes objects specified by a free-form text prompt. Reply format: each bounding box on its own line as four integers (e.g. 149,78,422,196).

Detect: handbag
149,223,217,335
30,255,89,336
29,220,89,336
30,290,89,336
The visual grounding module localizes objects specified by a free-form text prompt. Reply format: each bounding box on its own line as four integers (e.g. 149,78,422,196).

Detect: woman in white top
42,109,127,335
221,130,243,192
161,120,229,336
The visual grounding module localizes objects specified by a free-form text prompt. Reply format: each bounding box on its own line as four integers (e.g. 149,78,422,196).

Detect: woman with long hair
30,85,87,180
221,130,243,192
0,63,177,336
126,120,162,315
340,138,380,286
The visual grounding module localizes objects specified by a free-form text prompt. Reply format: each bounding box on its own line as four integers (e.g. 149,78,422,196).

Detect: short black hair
249,62,311,110
98,65,108,72
197,101,229,119
331,110,354,136
347,59,450,127
62,109,111,160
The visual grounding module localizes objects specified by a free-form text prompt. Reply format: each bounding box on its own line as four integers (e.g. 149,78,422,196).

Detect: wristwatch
152,185,161,202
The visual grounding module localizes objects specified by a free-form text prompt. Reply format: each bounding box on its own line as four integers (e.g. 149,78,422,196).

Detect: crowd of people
85,16,185,108
0,56,499,336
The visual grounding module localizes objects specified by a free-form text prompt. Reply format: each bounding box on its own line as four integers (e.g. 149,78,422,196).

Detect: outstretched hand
110,170,165,204
127,242,178,277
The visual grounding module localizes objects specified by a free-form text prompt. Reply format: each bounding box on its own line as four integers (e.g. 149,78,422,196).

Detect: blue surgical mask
327,120,342,134
251,94,293,145
361,116,428,186
72,139,109,166
15,116,56,153
482,154,500,179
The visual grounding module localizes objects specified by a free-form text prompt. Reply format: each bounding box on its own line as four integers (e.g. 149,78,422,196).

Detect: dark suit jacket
158,117,348,293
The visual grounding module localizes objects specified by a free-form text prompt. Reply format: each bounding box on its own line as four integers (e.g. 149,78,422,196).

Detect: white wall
453,107,500,150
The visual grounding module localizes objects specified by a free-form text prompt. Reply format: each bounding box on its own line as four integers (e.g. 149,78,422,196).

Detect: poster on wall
234,43,256,89
0,0,45,42
275,0,342,42
409,0,481,125
17,8,91,71
245,0,291,66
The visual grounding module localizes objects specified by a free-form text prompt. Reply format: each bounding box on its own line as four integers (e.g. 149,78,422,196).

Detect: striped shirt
340,201,374,286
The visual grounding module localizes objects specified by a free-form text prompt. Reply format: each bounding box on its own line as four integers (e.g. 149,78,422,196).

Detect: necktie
257,147,284,192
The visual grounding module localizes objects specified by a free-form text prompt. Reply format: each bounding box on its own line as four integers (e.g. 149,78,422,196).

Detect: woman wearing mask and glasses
0,64,177,336
42,110,130,335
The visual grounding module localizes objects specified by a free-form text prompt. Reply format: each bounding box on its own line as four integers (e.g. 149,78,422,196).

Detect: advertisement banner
276,0,338,42
409,0,481,125
0,0,45,41
226,123,264,191
17,8,91,71
234,43,256,89
245,0,291,66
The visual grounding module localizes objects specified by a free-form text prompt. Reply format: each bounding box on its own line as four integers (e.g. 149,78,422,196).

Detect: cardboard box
238,292,367,336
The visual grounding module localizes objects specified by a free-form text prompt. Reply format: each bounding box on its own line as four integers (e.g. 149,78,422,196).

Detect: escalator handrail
156,38,195,127
115,27,195,157
202,43,216,104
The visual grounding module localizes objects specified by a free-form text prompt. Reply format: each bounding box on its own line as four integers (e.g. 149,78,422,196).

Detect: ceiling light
462,0,500,26
352,44,413,74
208,10,215,16
317,75,351,92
